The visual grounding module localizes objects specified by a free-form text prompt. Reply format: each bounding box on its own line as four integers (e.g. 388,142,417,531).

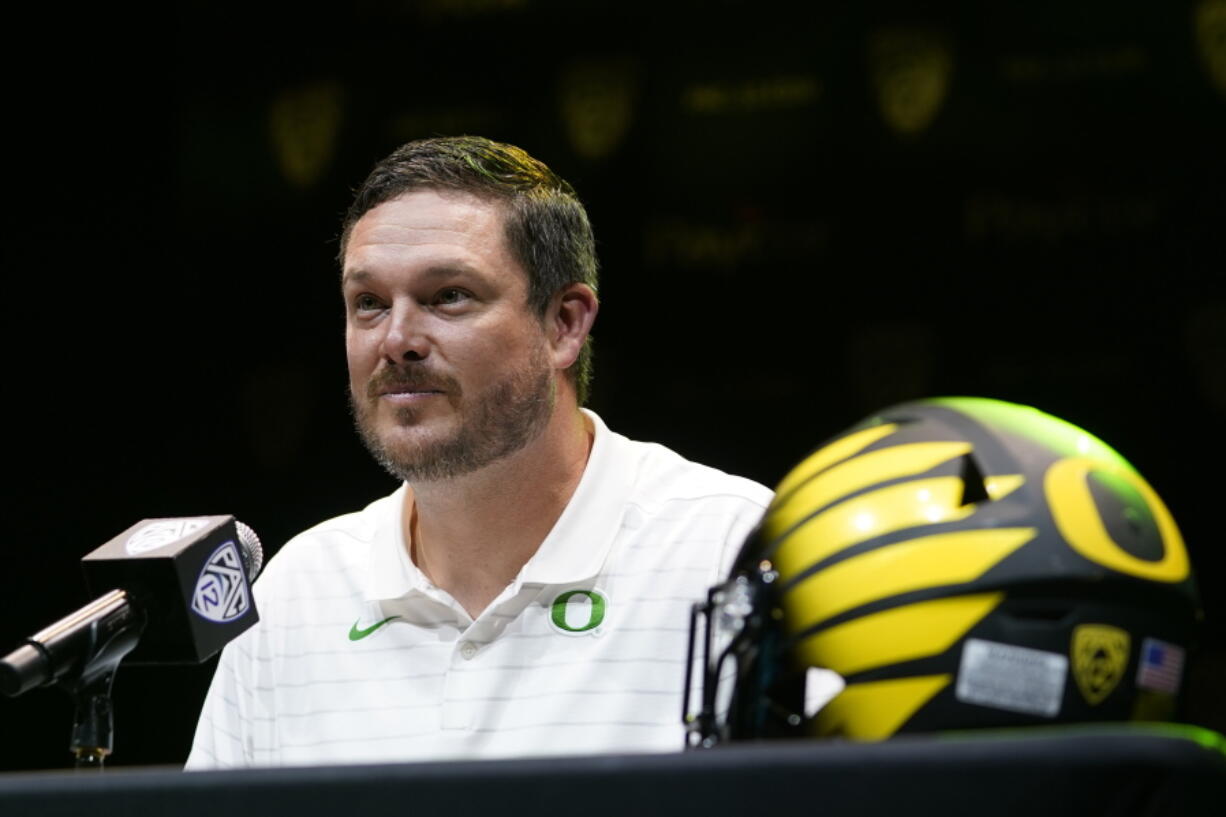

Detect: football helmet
684,397,1199,746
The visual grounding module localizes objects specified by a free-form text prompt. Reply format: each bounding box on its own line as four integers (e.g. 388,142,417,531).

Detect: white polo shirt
186,411,771,768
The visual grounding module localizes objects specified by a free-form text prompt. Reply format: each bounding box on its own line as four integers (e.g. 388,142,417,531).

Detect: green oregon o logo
550,589,607,634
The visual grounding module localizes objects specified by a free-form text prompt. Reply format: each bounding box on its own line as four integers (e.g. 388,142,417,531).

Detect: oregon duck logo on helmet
684,397,1199,746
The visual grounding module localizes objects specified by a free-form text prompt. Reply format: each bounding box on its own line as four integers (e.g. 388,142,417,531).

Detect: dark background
4,0,1223,770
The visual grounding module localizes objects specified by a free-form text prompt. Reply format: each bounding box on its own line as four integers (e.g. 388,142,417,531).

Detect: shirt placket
439,583,538,732
440,627,484,731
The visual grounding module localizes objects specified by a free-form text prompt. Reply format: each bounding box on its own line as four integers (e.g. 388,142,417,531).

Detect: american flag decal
1136,638,1184,695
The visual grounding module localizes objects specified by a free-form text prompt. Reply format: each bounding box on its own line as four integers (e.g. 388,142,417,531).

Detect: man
186,136,772,768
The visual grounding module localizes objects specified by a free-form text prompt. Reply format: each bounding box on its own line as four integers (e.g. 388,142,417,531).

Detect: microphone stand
5,589,148,769
59,590,146,769
69,671,118,769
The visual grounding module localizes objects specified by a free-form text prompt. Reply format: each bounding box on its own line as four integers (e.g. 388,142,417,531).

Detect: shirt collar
365,483,426,602
363,409,636,601
517,409,635,585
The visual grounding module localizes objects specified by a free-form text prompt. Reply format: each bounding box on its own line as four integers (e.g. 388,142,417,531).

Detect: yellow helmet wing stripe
774,474,1026,582
812,675,950,740
795,592,1004,677
772,423,900,500
784,527,1037,633
766,441,973,543
774,475,977,579
986,473,1024,499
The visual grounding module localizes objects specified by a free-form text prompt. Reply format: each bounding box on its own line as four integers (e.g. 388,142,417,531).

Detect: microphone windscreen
234,520,264,580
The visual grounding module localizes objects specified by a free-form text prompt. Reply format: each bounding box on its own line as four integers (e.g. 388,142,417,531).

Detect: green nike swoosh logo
349,615,401,641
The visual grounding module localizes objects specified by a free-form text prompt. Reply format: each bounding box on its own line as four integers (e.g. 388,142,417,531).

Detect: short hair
339,135,599,405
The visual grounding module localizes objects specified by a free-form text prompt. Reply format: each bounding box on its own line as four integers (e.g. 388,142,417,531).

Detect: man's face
342,189,556,482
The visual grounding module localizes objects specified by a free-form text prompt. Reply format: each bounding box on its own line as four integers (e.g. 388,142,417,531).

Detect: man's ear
547,283,599,369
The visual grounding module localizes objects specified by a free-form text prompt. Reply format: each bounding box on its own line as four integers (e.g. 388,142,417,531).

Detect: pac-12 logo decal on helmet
550,589,608,635
191,541,252,623
1072,624,1130,706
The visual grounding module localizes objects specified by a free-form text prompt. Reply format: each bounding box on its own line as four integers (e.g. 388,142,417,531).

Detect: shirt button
459,641,478,659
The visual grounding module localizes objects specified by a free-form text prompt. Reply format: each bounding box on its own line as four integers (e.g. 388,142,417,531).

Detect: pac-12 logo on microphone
191,541,252,623
126,518,211,555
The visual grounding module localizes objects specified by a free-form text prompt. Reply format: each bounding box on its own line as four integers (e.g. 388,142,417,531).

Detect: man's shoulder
597,426,772,579
257,485,402,585
610,428,773,515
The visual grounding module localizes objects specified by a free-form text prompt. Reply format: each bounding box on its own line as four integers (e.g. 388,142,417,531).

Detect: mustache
366,365,461,399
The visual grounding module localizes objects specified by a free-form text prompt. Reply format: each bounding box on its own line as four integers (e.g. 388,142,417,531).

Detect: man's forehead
360,188,508,230
341,189,529,288
347,188,503,247
341,262,486,288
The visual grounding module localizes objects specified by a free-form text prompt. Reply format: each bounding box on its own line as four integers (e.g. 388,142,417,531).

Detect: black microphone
1,516,263,697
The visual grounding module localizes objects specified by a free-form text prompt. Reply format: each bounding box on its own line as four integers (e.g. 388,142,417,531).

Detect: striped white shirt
186,411,771,768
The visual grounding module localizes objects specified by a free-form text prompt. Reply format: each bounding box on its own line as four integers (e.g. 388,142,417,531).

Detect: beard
350,345,556,483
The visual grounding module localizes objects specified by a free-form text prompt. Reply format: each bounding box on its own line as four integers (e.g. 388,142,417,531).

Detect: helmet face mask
686,398,1199,745
686,567,787,747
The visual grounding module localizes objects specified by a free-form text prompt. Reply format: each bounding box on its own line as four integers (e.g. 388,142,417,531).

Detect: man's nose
379,303,431,363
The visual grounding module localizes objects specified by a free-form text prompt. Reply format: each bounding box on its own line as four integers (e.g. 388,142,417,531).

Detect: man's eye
435,288,470,306
353,294,382,312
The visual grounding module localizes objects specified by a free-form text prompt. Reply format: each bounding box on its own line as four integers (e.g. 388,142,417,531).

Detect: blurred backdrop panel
4,0,1222,771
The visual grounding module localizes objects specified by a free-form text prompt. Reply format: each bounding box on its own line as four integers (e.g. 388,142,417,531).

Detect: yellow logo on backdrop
1072,624,1130,705
1196,0,1226,97
869,27,953,137
681,75,821,115
559,56,639,161
269,80,344,190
